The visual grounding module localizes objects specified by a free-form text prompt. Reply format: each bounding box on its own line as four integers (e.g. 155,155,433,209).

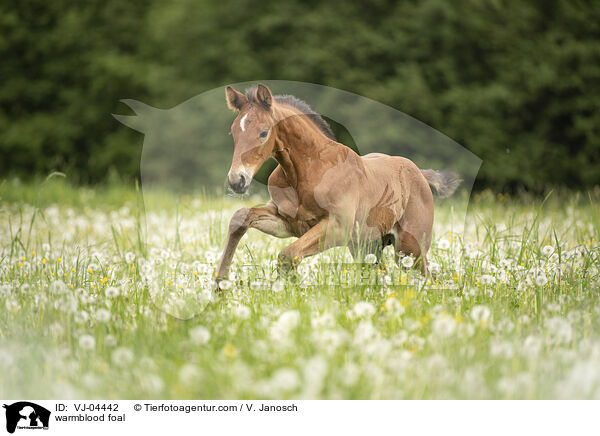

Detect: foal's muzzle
228,171,250,194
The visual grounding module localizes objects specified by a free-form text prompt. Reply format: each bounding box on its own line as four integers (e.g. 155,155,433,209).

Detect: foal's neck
274,114,331,156
272,110,333,188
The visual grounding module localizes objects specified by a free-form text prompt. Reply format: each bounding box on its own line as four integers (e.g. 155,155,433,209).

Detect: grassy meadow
1,178,599,399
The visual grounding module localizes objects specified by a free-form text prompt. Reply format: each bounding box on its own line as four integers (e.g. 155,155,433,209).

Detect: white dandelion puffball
401,256,414,268
105,286,120,298
179,364,201,385
205,252,217,264
95,308,111,323
364,253,378,264
271,280,285,293
480,274,495,285
471,305,491,324
189,326,211,345
352,301,376,319
541,245,554,257
249,280,262,291
111,347,134,367
429,261,441,275
74,310,90,324
233,304,251,320
384,297,405,315
49,280,67,295
271,368,300,392
438,239,451,250
432,314,457,338
218,279,232,291
79,334,96,350
535,274,548,286
277,310,301,330
104,335,117,347
125,252,135,264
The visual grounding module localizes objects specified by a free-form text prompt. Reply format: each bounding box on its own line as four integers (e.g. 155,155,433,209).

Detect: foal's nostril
228,173,247,193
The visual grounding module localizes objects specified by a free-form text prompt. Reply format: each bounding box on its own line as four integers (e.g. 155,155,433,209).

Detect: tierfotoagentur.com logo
3,402,50,434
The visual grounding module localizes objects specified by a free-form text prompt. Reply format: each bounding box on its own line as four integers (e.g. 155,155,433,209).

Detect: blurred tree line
0,0,598,191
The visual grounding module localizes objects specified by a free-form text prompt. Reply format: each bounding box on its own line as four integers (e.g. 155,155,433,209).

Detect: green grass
0,179,599,399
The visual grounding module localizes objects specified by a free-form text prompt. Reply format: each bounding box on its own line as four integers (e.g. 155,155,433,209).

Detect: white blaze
240,113,248,132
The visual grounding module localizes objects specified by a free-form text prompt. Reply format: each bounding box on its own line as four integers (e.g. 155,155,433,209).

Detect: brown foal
215,84,459,280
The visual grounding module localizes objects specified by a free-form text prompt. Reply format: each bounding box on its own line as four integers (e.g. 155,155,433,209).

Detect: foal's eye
259,130,269,139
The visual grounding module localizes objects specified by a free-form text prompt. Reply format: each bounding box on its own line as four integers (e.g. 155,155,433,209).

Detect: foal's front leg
215,203,291,280
277,217,344,273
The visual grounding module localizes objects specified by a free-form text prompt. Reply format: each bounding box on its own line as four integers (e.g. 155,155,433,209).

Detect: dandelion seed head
438,239,451,250
401,256,415,268
105,286,120,298
78,334,95,350
218,279,232,290
189,326,211,345
364,253,378,264
541,245,554,257
95,308,111,323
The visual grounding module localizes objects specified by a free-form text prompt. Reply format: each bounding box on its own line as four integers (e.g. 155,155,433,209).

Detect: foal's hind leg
393,224,428,275
215,203,291,281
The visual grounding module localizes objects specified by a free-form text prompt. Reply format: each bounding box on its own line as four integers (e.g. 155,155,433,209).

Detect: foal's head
225,84,277,194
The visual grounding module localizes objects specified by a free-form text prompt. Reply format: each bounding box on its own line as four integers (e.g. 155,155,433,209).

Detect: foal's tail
421,169,462,198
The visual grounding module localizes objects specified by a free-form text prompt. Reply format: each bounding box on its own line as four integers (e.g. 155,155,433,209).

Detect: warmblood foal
215,84,459,280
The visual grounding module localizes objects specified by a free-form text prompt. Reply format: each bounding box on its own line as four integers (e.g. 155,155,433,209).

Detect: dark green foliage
0,0,598,191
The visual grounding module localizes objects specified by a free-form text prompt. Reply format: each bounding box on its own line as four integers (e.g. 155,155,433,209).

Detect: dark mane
245,87,335,140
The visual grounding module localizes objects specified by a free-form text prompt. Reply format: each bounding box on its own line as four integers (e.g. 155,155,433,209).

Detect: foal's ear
256,84,273,111
226,86,247,111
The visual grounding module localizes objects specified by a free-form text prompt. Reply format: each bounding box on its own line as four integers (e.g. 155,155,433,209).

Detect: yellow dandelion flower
222,343,237,358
